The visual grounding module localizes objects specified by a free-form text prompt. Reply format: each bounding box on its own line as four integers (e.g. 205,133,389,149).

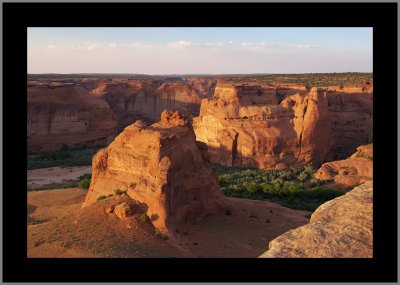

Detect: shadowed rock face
314,144,373,187
83,110,227,233
260,181,373,258
193,84,336,169
91,80,204,126
27,84,117,152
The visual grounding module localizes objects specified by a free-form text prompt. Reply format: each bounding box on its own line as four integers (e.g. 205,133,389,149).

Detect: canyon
27,73,373,258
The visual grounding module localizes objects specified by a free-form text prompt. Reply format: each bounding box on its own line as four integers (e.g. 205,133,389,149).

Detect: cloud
84,42,99,51
45,44,59,50
108,42,117,48
168,41,192,48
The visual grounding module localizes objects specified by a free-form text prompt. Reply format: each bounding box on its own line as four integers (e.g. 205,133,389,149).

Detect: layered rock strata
83,110,226,233
260,181,373,258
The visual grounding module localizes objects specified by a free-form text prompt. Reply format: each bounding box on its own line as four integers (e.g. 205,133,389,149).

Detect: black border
3,2,398,282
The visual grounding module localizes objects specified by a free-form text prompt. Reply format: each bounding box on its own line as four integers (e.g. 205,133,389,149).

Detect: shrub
155,229,168,240
139,213,149,224
78,178,91,189
224,209,232,216
114,189,126,195
309,178,322,187
97,195,107,201
297,171,309,182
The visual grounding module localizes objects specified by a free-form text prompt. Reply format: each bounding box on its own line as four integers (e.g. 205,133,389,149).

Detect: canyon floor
27,166,92,190
27,188,309,258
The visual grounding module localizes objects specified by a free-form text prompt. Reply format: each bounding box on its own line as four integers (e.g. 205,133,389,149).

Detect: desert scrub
215,163,344,212
97,195,107,201
27,145,105,170
114,189,126,195
155,229,168,240
78,173,91,189
138,213,149,224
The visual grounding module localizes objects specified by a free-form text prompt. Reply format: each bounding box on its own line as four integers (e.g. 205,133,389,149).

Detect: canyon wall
27,84,117,152
193,83,372,169
83,110,226,233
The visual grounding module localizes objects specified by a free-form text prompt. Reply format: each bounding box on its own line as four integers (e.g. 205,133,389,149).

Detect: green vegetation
223,72,372,87
215,164,344,212
78,173,92,189
28,144,105,170
139,213,149,224
28,217,47,225
155,229,168,240
114,189,127,195
354,153,373,160
97,195,107,201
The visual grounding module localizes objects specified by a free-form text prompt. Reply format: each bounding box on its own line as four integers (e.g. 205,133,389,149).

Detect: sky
28,28,372,74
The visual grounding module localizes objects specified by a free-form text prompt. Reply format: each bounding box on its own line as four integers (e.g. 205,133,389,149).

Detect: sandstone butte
314,144,373,187
193,83,372,169
259,181,373,258
82,110,227,234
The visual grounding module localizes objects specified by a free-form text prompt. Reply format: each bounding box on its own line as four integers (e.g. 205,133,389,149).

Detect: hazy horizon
28,28,373,74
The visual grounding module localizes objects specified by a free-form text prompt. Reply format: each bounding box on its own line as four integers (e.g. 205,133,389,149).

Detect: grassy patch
97,195,107,201
138,213,149,224
27,217,47,225
215,163,344,212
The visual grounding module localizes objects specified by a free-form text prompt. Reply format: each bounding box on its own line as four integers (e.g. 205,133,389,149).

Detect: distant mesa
82,110,227,235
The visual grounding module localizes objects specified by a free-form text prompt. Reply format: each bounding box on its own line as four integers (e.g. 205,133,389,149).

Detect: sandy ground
27,166,92,190
28,188,310,258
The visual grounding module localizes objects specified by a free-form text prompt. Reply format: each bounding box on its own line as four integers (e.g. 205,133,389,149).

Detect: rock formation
314,144,373,187
193,84,335,168
260,181,373,258
90,80,204,127
28,83,117,152
83,110,226,233
327,92,373,158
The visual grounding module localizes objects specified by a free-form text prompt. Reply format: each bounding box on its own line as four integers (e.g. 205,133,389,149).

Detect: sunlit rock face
259,181,373,258
83,110,227,234
193,84,338,169
314,144,373,187
193,82,372,169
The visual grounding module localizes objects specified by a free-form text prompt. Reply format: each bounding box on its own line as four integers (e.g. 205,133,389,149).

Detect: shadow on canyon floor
27,188,309,258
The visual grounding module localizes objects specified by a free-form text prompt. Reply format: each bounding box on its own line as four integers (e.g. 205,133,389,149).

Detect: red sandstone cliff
28,84,117,152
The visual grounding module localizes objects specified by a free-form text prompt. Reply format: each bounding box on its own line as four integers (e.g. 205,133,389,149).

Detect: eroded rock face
260,181,373,258
91,80,204,127
193,84,335,168
83,110,226,233
28,84,117,152
314,144,373,187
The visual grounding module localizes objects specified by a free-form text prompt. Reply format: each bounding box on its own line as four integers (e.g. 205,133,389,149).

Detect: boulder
314,144,373,187
260,181,373,258
113,202,134,220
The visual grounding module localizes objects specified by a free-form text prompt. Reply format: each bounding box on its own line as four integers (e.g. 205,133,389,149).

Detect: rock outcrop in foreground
315,144,373,187
260,181,373,258
83,110,226,233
